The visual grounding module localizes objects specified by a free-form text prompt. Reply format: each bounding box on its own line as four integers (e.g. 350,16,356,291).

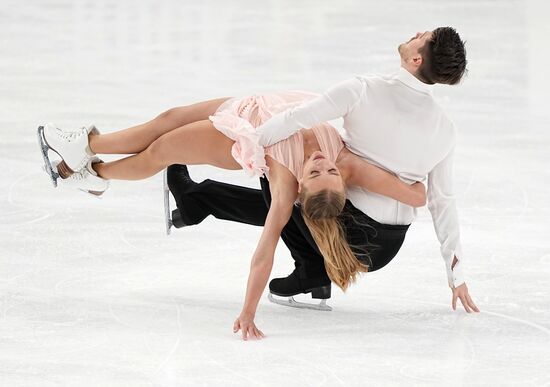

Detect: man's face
398,31,433,63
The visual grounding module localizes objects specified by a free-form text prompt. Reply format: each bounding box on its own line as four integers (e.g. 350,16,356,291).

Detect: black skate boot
167,164,196,227
164,164,202,234
268,269,332,311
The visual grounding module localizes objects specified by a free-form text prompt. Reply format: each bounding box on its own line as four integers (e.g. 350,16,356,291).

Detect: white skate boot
37,123,100,187
50,156,110,196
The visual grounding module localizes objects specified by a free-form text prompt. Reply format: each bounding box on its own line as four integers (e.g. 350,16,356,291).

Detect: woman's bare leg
93,120,241,180
88,97,231,155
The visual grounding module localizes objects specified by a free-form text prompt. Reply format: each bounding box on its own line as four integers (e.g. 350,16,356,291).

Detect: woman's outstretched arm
340,149,427,207
233,157,298,340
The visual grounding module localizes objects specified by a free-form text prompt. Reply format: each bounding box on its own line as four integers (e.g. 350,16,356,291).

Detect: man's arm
427,145,464,286
258,77,364,146
427,145,479,312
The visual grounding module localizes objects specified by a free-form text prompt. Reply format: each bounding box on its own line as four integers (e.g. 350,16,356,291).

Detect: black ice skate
37,125,60,187
163,164,198,235
268,270,333,311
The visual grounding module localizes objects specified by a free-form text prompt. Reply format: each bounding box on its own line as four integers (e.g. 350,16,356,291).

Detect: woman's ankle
88,133,100,154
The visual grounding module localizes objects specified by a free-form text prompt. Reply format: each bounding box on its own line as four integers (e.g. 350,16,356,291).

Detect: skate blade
37,125,60,187
267,293,332,311
77,188,105,198
163,169,173,235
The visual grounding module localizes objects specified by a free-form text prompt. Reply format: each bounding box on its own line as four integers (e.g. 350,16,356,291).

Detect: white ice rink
1,0,550,386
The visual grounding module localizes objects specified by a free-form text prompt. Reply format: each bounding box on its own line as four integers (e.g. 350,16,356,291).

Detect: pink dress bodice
209,91,344,178
265,123,344,180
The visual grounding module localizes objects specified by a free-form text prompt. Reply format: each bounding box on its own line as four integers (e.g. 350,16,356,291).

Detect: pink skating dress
209,91,344,178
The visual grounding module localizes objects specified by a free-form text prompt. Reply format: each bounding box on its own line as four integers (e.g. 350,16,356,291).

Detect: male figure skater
167,27,479,313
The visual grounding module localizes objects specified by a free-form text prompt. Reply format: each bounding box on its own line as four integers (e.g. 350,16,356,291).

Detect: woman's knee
145,136,173,167
156,107,186,124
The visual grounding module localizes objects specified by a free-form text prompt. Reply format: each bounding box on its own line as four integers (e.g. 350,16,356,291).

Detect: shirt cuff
446,257,465,288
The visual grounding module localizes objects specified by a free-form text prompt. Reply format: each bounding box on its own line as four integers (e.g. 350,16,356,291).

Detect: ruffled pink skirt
209,90,319,176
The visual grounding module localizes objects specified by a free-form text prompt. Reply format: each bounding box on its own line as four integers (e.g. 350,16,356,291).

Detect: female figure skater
38,91,426,340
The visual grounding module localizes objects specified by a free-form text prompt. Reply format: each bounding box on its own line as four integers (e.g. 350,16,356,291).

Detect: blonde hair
299,188,369,291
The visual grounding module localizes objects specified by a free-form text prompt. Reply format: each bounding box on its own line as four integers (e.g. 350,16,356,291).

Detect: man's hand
451,283,480,313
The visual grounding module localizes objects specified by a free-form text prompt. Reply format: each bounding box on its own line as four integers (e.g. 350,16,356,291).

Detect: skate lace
58,126,88,141
70,168,89,181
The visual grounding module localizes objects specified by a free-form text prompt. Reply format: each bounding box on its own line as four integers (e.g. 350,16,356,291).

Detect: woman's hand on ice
233,312,265,340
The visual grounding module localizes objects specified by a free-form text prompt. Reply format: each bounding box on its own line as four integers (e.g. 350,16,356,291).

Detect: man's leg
259,178,331,298
259,177,330,277
167,164,268,227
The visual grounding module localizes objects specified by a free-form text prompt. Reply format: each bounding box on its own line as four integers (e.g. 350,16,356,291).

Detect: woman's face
299,151,345,195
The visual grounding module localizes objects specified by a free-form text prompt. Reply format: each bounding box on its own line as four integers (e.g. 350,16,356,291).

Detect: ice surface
1,0,549,386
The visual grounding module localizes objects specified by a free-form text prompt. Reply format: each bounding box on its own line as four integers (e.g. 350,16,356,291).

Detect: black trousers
175,177,410,282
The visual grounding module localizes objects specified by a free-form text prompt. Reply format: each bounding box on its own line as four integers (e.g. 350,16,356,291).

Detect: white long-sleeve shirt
257,67,465,288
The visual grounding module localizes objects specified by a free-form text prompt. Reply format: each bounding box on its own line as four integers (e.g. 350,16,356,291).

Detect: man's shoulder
439,110,457,141
354,72,394,85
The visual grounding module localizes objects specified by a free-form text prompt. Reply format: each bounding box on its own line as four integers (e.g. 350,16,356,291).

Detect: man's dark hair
418,27,467,85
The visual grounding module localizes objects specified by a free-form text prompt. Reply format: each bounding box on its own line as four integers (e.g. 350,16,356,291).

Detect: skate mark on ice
193,341,270,387
400,320,475,384
365,302,475,383
119,231,155,257
51,246,98,293
370,296,550,383
2,268,42,287
7,171,53,226
11,212,52,228
263,346,345,386
478,309,550,336
200,336,345,386
507,177,530,220
153,302,184,377
282,352,345,387
383,296,550,337
53,268,95,293
7,171,39,204
107,301,163,330
0,208,38,217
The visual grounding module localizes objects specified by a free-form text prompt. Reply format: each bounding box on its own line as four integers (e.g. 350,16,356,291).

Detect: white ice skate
267,293,333,311
49,156,109,197
37,123,100,187
163,169,174,235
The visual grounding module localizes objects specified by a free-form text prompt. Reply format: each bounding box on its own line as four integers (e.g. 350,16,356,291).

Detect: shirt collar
395,67,434,95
